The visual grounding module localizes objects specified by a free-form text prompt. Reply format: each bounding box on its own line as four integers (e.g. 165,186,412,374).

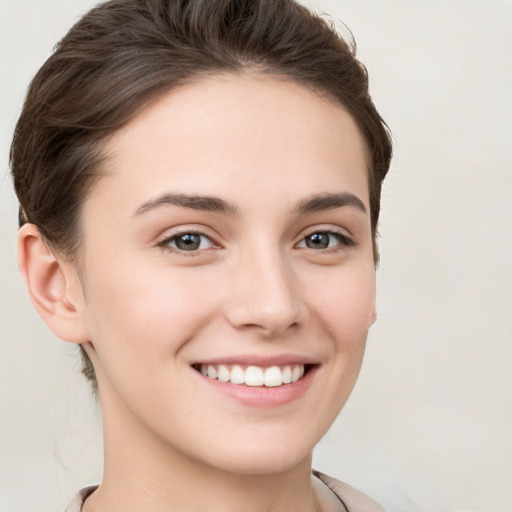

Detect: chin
209,450,310,476
194,427,318,476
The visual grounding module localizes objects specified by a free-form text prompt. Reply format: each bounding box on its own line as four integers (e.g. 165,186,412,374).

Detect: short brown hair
11,0,392,386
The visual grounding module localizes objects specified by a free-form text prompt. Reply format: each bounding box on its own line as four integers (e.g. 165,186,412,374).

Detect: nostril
222,274,302,336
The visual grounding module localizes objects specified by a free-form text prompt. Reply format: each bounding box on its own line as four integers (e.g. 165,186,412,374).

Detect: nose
223,247,303,338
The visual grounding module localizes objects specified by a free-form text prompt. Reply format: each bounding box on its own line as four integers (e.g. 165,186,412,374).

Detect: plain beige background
1,1,511,511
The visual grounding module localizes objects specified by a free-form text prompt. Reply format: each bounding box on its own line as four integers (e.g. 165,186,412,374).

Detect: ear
17,223,89,344
371,306,377,325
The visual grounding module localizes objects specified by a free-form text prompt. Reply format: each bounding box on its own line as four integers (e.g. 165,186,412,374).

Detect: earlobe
17,223,89,344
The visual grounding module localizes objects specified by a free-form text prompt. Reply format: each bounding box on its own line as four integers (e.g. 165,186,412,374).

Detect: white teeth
282,365,292,384
245,366,264,386
264,366,283,387
198,363,307,387
217,364,230,383
230,365,245,384
207,366,217,379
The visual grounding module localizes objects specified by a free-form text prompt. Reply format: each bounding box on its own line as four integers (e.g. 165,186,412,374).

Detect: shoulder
64,486,98,512
313,470,386,512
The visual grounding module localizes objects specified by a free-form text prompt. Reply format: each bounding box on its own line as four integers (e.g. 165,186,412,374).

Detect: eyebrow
133,191,366,218
293,192,367,215
133,193,239,217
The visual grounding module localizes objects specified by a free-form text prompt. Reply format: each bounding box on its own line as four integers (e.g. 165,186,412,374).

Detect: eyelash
157,228,355,255
296,230,355,252
157,231,216,255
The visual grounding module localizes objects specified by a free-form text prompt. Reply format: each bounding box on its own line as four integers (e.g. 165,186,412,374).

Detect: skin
18,73,376,512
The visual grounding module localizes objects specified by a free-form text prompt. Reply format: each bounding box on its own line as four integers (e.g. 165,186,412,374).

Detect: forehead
88,73,369,217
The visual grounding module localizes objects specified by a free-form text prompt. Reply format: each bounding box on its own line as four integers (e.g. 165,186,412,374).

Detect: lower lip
196,366,318,407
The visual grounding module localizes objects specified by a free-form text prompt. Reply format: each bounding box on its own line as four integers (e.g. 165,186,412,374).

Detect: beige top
65,471,386,512
313,470,386,512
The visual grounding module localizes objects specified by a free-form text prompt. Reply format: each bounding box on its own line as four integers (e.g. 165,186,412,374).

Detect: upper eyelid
155,224,354,248
295,230,354,247
294,225,354,242
156,225,221,245
158,232,215,247
157,232,218,257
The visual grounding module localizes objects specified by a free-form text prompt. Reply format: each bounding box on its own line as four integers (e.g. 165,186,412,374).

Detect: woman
11,0,392,510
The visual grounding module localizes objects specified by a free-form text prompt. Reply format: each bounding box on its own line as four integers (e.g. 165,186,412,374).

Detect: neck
84,384,321,512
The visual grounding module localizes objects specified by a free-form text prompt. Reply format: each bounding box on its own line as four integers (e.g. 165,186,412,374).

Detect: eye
296,230,354,250
159,232,214,252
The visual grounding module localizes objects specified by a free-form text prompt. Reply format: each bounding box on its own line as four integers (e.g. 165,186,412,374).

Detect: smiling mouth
192,363,314,387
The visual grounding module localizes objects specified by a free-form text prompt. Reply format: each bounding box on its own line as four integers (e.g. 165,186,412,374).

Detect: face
72,74,376,475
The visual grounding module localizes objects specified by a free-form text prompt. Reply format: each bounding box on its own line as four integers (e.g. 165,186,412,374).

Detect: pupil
176,234,200,250
307,233,328,249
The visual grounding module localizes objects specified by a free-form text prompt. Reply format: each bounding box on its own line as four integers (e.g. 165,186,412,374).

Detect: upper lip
190,354,320,367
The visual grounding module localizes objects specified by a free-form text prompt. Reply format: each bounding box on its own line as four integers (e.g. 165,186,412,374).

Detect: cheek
81,263,220,423
83,262,217,369
301,266,375,436
312,264,376,345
